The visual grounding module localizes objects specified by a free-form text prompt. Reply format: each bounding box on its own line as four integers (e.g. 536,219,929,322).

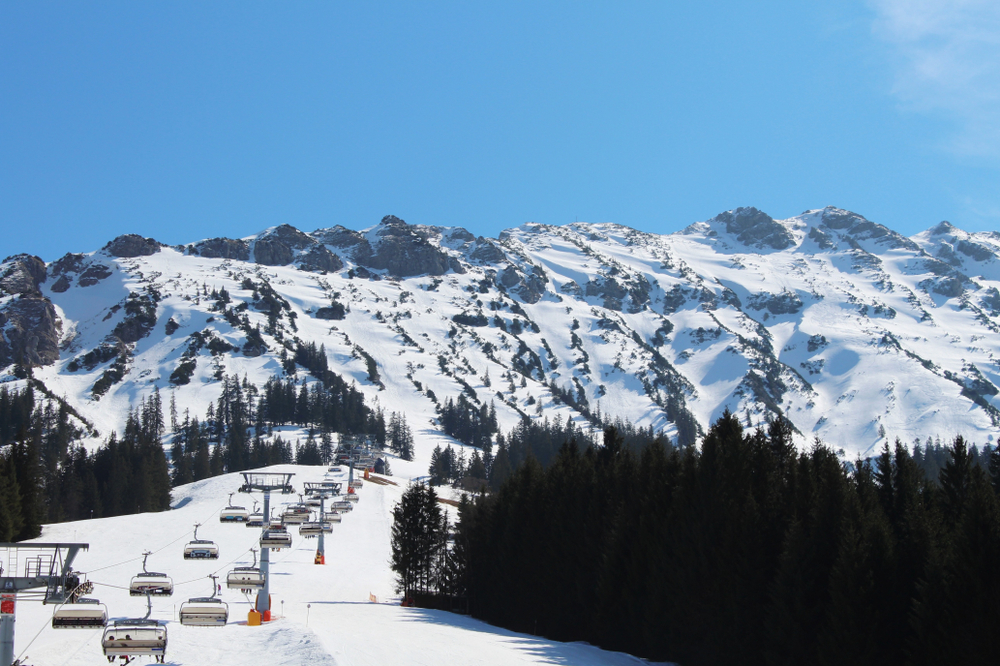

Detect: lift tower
239,472,294,622
1,542,89,666
304,482,339,565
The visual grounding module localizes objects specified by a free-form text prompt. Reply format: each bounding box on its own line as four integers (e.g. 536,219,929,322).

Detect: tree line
1,354,386,539
396,412,1000,664
1,386,171,540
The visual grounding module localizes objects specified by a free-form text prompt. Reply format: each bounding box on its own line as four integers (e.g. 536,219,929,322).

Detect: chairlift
322,511,343,523
332,499,353,512
226,549,265,592
52,597,108,629
246,500,265,528
298,521,332,537
260,528,292,550
219,493,249,523
179,574,228,627
102,592,167,663
130,551,173,596
183,523,219,559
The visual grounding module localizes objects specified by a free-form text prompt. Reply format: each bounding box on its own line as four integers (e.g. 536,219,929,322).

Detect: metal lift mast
0,542,89,666
239,473,294,622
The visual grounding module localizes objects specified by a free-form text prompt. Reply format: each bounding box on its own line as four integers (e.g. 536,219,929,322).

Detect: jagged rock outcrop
78,264,113,287
0,294,60,366
312,225,364,248
103,234,161,258
714,207,795,250
821,208,920,251
352,215,464,277
1,254,47,294
50,253,86,276
253,224,319,266
194,237,250,261
298,245,343,273
497,264,547,303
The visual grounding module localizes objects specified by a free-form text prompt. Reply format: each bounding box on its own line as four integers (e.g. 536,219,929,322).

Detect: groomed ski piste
12,464,660,666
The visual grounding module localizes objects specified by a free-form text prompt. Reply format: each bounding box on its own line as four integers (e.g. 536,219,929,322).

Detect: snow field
15,464,659,665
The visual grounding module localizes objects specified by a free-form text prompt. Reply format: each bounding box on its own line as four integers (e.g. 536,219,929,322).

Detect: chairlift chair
102,593,167,663
332,499,353,511
219,493,249,523
52,598,108,629
183,523,219,559
322,511,343,523
260,529,292,550
130,552,174,596
298,521,332,537
246,500,265,528
179,575,229,627
226,549,265,593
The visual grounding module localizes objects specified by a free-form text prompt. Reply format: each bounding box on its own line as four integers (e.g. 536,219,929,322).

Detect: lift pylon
1,543,89,666
239,473,294,623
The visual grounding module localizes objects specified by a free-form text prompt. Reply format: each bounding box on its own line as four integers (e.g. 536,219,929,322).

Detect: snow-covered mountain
4,206,1000,463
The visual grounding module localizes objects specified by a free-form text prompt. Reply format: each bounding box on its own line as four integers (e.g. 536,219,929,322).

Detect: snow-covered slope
4,206,1000,464
13,464,653,665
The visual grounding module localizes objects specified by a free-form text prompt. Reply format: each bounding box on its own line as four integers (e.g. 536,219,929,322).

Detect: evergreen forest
0,367,384,541
397,413,1000,665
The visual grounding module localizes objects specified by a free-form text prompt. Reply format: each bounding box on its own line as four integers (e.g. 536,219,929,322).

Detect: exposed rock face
715,207,795,250
104,234,161,258
312,225,364,248
496,264,547,303
78,264,113,287
748,291,804,315
253,224,316,266
298,245,343,273
353,215,464,277
1,254,47,294
50,253,86,276
821,208,920,251
253,238,294,266
195,238,250,261
50,276,71,293
469,239,505,264
0,294,61,366
956,239,993,262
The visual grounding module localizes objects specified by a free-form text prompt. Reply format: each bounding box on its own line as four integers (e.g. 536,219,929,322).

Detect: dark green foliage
438,395,497,449
390,482,446,595
455,415,1000,664
388,412,414,461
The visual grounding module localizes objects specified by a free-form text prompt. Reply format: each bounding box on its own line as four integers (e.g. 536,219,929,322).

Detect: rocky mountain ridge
3,206,1000,459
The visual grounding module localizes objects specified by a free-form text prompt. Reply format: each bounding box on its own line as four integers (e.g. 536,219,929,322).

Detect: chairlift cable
87,499,230,573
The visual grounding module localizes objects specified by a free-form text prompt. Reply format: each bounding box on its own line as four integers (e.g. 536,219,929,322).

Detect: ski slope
12,464,660,666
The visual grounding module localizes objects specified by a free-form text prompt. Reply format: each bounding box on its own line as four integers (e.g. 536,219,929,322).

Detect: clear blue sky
3,1,999,261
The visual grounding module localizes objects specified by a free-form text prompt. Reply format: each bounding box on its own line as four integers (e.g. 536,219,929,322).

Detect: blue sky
2,1,999,261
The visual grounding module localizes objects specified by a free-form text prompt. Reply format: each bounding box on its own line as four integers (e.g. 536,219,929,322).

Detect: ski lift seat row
179,575,228,627
131,551,173,596
52,598,108,628
260,530,292,549
184,524,219,559
220,492,249,522
299,521,333,537
102,620,166,662
130,573,174,596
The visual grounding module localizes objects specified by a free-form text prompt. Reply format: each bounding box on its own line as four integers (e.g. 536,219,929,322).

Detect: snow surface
13,464,661,665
